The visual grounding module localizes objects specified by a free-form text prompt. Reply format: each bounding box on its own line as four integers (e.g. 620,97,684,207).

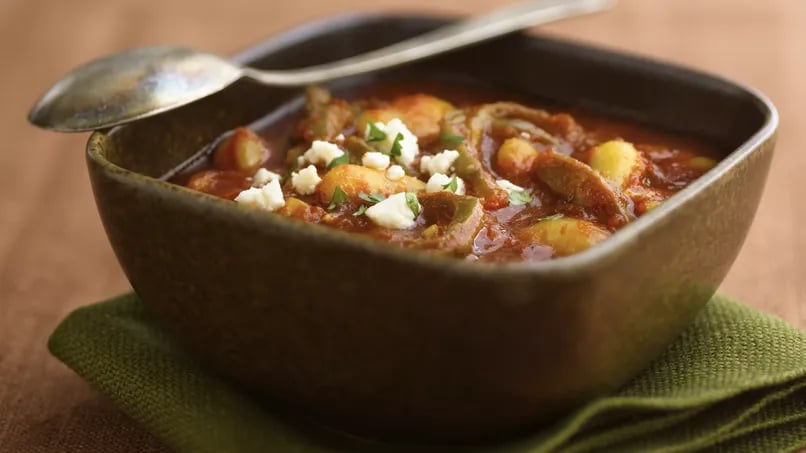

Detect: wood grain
1,0,803,450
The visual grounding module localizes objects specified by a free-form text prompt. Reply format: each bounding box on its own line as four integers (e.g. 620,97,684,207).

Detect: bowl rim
88,12,779,278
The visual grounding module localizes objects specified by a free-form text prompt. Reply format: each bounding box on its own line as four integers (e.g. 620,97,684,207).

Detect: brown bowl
85,14,777,444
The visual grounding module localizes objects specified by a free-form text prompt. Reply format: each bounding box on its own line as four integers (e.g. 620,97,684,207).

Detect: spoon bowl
28,0,613,132
28,47,242,132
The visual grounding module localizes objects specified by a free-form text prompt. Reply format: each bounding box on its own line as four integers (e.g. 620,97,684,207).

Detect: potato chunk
589,140,645,188
520,216,610,256
392,94,453,143
316,164,425,204
496,137,540,180
278,197,326,222
689,156,717,172
213,127,269,172
357,95,453,144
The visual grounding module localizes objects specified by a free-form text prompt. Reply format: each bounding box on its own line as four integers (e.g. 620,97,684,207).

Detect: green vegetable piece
366,123,387,142
441,111,498,198
440,133,465,144
328,186,350,210
405,192,421,217
390,132,404,157
442,176,459,193
342,136,374,159
508,190,532,206
353,205,368,217
358,192,386,204
326,153,350,169
417,193,485,254
303,86,352,141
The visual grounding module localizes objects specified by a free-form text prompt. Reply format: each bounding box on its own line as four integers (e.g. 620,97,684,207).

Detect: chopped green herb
326,153,349,169
405,192,421,217
440,133,465,144
390,132,404,157
509,190,533,206
328,186,350,210
442,175,459,193
353,205,368,217
358,192,386,204
281,157,301,184
366,123,387,142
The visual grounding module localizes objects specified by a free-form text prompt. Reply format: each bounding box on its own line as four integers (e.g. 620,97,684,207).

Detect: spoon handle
242,0,614,86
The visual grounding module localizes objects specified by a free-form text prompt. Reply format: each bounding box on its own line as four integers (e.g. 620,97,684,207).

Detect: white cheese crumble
361,151,391,170
302,140,345,167
251,168,281,187
419,149,460,176
386,165,405,181
426,173,466,195
234,179,285,212
335,133,345,141
365,192,420,230
291,165,322,195
495,179,526,194
365,118,419,166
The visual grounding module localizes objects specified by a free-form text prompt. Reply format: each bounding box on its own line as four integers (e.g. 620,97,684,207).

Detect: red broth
173,81,720,262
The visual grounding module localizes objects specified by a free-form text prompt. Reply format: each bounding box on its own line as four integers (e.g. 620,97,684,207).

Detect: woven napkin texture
48,293,806,452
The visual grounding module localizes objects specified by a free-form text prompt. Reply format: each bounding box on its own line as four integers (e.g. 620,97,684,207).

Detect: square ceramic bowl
85,14,777,444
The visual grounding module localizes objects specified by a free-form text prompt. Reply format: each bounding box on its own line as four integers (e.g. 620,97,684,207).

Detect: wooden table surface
1,0,804,450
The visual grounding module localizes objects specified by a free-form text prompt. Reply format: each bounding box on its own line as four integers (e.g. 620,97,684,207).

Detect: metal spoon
28,0,612,132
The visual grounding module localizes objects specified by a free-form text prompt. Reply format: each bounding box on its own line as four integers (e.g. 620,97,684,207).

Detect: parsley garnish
508,190,533,206
442,175,459,193
440,133,465,144
353,205,368,217
390,132,404,157
326,153,349,169
328,186,350,210
358,192,386,204
405,192,421,217
366,123,387,142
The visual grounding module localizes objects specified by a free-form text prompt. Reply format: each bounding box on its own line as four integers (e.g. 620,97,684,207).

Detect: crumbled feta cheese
496,179,526,194
234,179,285,212
251,168,281,187
386,165,405,181
335,133,345,141
361,151,391,170
365,118,419,166
296,155,306,168
291,165,322,195
426,173,466,195
365,192,420,229
303,140,345,167
419,149,460,176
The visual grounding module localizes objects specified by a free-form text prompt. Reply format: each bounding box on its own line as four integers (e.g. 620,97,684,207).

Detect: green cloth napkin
49,293,806,453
